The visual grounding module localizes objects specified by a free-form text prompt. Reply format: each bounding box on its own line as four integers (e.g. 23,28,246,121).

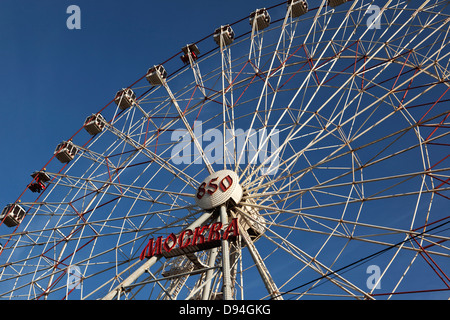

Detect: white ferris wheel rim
0,0,449,300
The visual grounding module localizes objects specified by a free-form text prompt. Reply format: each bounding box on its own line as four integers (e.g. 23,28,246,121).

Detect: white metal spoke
1,0,449,300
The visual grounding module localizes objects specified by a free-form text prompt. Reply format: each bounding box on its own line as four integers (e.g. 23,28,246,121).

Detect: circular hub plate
195,170,243,210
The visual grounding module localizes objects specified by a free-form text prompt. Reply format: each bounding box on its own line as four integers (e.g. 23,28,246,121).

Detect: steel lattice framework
0,0,449,300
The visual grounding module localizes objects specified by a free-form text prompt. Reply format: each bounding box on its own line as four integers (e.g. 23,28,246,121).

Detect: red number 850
196,175,233,200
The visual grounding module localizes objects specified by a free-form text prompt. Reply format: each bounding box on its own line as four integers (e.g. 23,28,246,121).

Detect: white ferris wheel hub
195,170,243,210
2,0,448,301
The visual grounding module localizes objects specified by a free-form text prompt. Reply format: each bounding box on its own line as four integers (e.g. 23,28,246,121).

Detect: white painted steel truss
0,0,449,300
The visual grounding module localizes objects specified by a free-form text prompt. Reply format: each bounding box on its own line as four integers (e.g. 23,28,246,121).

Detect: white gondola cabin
180,44,200,65
328,0,348,7
288,0,308,17
213,25,235,46
1,204,26,228
29,170,51,193
249,8,271,31
54,140,78,163
84,113,106,135
114,88,136,110
146,65,168,86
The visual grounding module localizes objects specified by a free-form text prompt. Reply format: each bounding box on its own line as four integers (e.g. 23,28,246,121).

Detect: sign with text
140,218,240,260
195,170,243,210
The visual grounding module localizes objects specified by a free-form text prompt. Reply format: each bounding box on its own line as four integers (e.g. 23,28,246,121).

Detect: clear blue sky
0,0,277,202
1,1,448,300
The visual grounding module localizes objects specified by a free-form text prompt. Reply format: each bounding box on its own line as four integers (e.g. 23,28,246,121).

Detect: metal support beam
240,225,283,300
102,211,214,300
125,265,222,290
102,256,160,300
162,81,214,174
201,246,220,300
220,205,233,300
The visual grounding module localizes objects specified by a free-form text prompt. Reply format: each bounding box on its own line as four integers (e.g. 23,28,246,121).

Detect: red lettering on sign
140,236,163,260
163,233,177,253
208,222,222,242
196,182,207,199
196,175,234,200
193,224,210,245
220,175,233,192
139,218,240,260
178,229,193,248
223,217,239,240
207,177,219,195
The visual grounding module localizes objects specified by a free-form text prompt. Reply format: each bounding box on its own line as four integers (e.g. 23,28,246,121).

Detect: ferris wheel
0,0,449,300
